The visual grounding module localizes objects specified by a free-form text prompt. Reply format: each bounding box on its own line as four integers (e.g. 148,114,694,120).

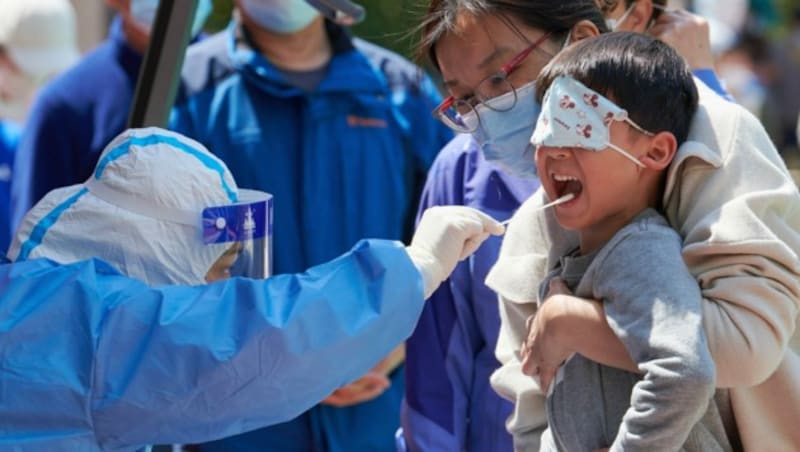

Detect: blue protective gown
170,19,451,451
400,71,732,451
0,239,423,451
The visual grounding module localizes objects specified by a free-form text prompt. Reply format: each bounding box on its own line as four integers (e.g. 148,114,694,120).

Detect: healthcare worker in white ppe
1,127,503,451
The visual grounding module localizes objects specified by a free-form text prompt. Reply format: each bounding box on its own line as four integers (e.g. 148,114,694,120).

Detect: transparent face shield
203,189,273,281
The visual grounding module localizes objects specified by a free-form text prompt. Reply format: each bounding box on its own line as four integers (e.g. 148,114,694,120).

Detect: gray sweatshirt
538,209,732,452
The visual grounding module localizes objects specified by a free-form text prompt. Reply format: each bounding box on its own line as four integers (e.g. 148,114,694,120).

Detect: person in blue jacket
400,1,733,450
169,1,453,450
9,0,211,232
1,127,504,451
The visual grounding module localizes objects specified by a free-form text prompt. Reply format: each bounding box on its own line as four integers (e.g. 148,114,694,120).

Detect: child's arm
594,223,716,451
521,282,635,392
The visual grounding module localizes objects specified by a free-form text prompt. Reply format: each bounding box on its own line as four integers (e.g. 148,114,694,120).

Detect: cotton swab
500,193,575,226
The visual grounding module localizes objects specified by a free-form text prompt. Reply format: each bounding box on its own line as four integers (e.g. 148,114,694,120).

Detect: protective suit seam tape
17,188,89,261
93,133,238,202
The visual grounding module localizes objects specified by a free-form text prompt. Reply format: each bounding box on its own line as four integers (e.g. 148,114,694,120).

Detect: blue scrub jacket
0,239,422,451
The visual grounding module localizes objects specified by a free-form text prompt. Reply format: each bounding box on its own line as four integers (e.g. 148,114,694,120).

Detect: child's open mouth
551,172,583,201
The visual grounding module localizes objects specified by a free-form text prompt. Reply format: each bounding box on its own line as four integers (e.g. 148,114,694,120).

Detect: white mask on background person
239,0,320,34
717,62,766,116
129,0,213,37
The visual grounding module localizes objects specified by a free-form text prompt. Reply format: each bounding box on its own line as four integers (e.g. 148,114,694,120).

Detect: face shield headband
83,178,274,280
531,75,652,167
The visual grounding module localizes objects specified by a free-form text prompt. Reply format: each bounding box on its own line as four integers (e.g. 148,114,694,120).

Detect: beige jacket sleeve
666,82,800,387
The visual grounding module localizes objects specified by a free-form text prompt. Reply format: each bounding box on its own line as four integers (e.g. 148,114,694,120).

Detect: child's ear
639,131,677,170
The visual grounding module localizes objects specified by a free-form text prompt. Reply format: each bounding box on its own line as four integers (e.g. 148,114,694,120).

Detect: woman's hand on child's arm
521,277,637,390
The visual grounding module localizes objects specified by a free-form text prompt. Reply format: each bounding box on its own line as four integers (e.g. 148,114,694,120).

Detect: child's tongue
560,179,583,199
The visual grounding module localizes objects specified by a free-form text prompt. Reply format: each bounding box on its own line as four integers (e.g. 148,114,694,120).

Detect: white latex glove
407,206,505,299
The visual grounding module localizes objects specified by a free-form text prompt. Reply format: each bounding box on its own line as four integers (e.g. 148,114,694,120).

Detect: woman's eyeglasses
433,32,553,133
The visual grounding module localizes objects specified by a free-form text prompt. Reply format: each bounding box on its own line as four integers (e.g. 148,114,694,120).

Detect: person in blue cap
170,0,453,450
1,127,503,451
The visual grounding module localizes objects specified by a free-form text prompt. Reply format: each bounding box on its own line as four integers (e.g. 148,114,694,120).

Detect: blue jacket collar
109,16,145,78
227,18,387,95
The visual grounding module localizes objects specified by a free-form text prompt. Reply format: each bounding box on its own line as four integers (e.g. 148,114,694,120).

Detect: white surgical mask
531,76,650,167
465,80,542,178
129,0,213,37
239,0,321,34
605,2,637,31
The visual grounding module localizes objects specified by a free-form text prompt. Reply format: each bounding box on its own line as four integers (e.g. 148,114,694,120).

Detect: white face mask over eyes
531,75,651,168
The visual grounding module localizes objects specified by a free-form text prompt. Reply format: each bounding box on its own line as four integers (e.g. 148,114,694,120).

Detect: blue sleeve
402,140,469,451
692,68,733,101
10,92,79,231
0,239,424,450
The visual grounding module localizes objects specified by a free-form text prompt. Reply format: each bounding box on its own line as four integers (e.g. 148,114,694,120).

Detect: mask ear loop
605,113,654,168
605,142,647,167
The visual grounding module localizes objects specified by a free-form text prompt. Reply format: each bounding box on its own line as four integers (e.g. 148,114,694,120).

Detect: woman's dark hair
418,0,608,69
536,32,698,145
